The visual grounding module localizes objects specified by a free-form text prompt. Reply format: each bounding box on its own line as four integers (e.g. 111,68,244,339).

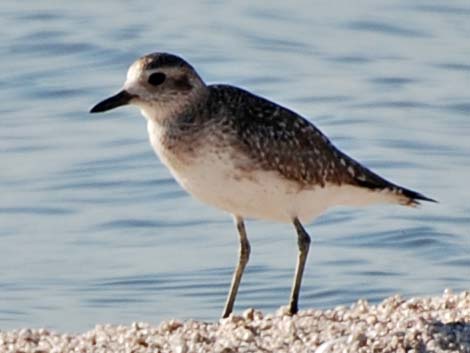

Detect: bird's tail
354,176,437,207
349,160,437,207
335,150,437,207
387,185,437,207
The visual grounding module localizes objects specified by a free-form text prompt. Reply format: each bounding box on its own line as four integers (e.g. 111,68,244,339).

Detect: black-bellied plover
90,52,435,318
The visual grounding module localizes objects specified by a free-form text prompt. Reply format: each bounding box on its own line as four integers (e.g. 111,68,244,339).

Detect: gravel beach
2,290,469,353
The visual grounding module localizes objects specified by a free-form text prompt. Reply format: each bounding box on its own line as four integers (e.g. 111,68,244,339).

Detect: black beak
90,90,135,113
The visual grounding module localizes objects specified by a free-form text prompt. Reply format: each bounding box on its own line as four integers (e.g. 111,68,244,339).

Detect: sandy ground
1,289,470,353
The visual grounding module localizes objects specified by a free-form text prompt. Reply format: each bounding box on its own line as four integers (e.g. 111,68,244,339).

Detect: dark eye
148,72,166,86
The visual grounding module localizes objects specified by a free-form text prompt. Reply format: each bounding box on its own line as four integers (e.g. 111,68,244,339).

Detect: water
1,0,470,332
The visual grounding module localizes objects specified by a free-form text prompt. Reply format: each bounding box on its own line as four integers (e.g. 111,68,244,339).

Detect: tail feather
399,187,437,205
353,171,437,206
335,149,436,206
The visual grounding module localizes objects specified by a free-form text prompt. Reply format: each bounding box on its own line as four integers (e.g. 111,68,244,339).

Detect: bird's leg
288,218,311,315
222,215,250,318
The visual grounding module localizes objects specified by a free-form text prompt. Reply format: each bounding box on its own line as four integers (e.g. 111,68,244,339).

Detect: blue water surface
1,1,469,332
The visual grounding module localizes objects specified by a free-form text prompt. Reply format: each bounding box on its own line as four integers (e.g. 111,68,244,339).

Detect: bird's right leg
288,217,311,315
221,215,250,318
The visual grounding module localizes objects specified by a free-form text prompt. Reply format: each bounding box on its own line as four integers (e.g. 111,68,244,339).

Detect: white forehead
126,60,145,83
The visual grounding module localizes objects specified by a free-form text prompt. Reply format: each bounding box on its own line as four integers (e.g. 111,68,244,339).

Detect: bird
90,52,435,318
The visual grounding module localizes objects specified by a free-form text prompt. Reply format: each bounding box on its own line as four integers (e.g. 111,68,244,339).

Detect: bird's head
90,52,207,122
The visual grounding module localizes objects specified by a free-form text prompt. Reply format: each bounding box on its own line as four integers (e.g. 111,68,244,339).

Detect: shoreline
1,290,469,353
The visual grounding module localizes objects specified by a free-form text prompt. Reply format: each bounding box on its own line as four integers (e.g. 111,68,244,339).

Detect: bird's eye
148,72,166,86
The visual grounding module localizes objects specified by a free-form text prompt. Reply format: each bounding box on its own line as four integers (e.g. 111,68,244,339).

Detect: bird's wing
214,85,362,187
211,85,435,204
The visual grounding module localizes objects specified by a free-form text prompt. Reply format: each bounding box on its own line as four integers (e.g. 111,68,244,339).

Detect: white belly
147,121,397,223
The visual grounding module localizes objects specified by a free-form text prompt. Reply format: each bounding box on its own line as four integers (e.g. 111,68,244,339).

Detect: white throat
136,100,183,124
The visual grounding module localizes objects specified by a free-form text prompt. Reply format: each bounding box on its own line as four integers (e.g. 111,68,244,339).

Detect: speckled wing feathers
209,85,368,187
207,85,433,204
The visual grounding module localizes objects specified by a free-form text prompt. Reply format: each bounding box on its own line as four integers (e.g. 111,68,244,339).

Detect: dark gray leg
288,217,311,315
222,215,250,318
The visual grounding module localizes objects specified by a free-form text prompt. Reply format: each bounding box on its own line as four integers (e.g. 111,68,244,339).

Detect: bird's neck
143,92,210,150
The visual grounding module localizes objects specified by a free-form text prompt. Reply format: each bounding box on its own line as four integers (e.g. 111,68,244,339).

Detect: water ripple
345,20,429,38
0,207,75,215
96,218,211,230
